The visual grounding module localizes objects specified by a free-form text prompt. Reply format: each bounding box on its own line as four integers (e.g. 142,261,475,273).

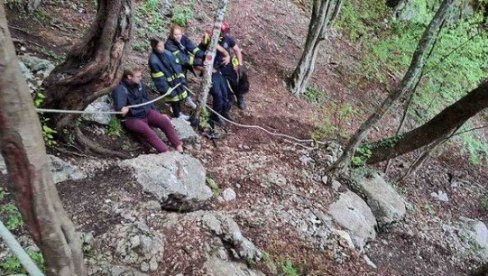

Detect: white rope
184,85,326,145
35,83,182,115
0,220,44,276
32,81,326,146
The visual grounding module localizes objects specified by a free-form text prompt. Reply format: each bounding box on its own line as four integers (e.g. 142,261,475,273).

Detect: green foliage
339,0,488,165
312,102,359,140
34,92,57,147
281,260,301,276
33,9,50,23
0,203,24,231
481,195,488,211
335,0,390,42
135,0,166,40
0,188,6,201
0,250,45,274
107,117,123,137
304,86,327,103
5,0,25,10
172,5,194,27
352,145,373,167
199,108,211,129
460,132,488,165
206,178,220,196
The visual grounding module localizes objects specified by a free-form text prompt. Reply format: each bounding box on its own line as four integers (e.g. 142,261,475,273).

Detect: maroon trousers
123,110,181,153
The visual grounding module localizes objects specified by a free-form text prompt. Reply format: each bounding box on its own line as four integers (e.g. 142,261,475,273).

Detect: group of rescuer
111,22,250,153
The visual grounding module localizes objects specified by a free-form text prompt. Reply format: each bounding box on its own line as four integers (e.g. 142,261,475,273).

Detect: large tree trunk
0,5,86,276
43,0,133,130
366,80,488,164
289,0,342,96
195,0,229,120
329,0,455,175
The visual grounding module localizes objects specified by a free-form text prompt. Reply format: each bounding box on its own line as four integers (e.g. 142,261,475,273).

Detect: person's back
148,37,190,119
220,23,249,110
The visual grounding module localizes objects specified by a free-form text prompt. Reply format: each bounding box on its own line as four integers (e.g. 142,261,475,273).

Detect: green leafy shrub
304,86,327,103
172,5,194,27
352,145,373,167
281,260,301,276
338,0,488,165
481,195,488,211
0,250,44,274
107,117,123,137
206,178,220,196
0,203,24,230
34,92,57,147
312,102,359,140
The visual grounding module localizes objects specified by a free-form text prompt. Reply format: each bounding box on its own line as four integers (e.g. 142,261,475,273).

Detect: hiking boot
185,96,197,109
237,95,247,110
222,112,233,122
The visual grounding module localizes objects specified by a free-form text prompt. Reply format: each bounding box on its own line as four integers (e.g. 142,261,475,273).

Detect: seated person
112,67,183,153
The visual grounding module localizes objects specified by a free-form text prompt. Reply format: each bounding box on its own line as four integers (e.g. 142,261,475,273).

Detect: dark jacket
148,50,188,102
112,80,155,119
165,35,204,66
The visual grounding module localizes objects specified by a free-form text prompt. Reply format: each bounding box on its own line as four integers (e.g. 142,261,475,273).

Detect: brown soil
2,0,487,275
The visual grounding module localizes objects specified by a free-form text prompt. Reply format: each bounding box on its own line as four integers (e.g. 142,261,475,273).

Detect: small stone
130,235,141,248
335,230,355,249
83,232,94,245
324,155,335,163
321,175,328,185
299,155,313,166
149,257,158,271
222,188,237,202
431,190,449,202
143,200,161,211
363,255,377,269
140,262,150,272
331,180,341,192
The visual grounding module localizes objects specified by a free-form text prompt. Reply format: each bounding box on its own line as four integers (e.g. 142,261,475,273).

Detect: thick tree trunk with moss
289,0,342,96
366,80,488,164
329,0,455,175
43,0,132,130
0,5,86,276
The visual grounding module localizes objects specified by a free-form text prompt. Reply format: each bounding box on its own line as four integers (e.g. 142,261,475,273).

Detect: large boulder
459,217,488,252
328,191,377,249
352,169,406,226
202,212,262,261
83,95,114,125
18,54,55,93
0,154,86,184
157,118,199,144
119,153,212,211
99,222,164,273
49,155,87,184
204,256,265,276
18,55,55,78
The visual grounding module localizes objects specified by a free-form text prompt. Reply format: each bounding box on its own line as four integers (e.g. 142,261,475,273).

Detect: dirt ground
2,0,488,275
